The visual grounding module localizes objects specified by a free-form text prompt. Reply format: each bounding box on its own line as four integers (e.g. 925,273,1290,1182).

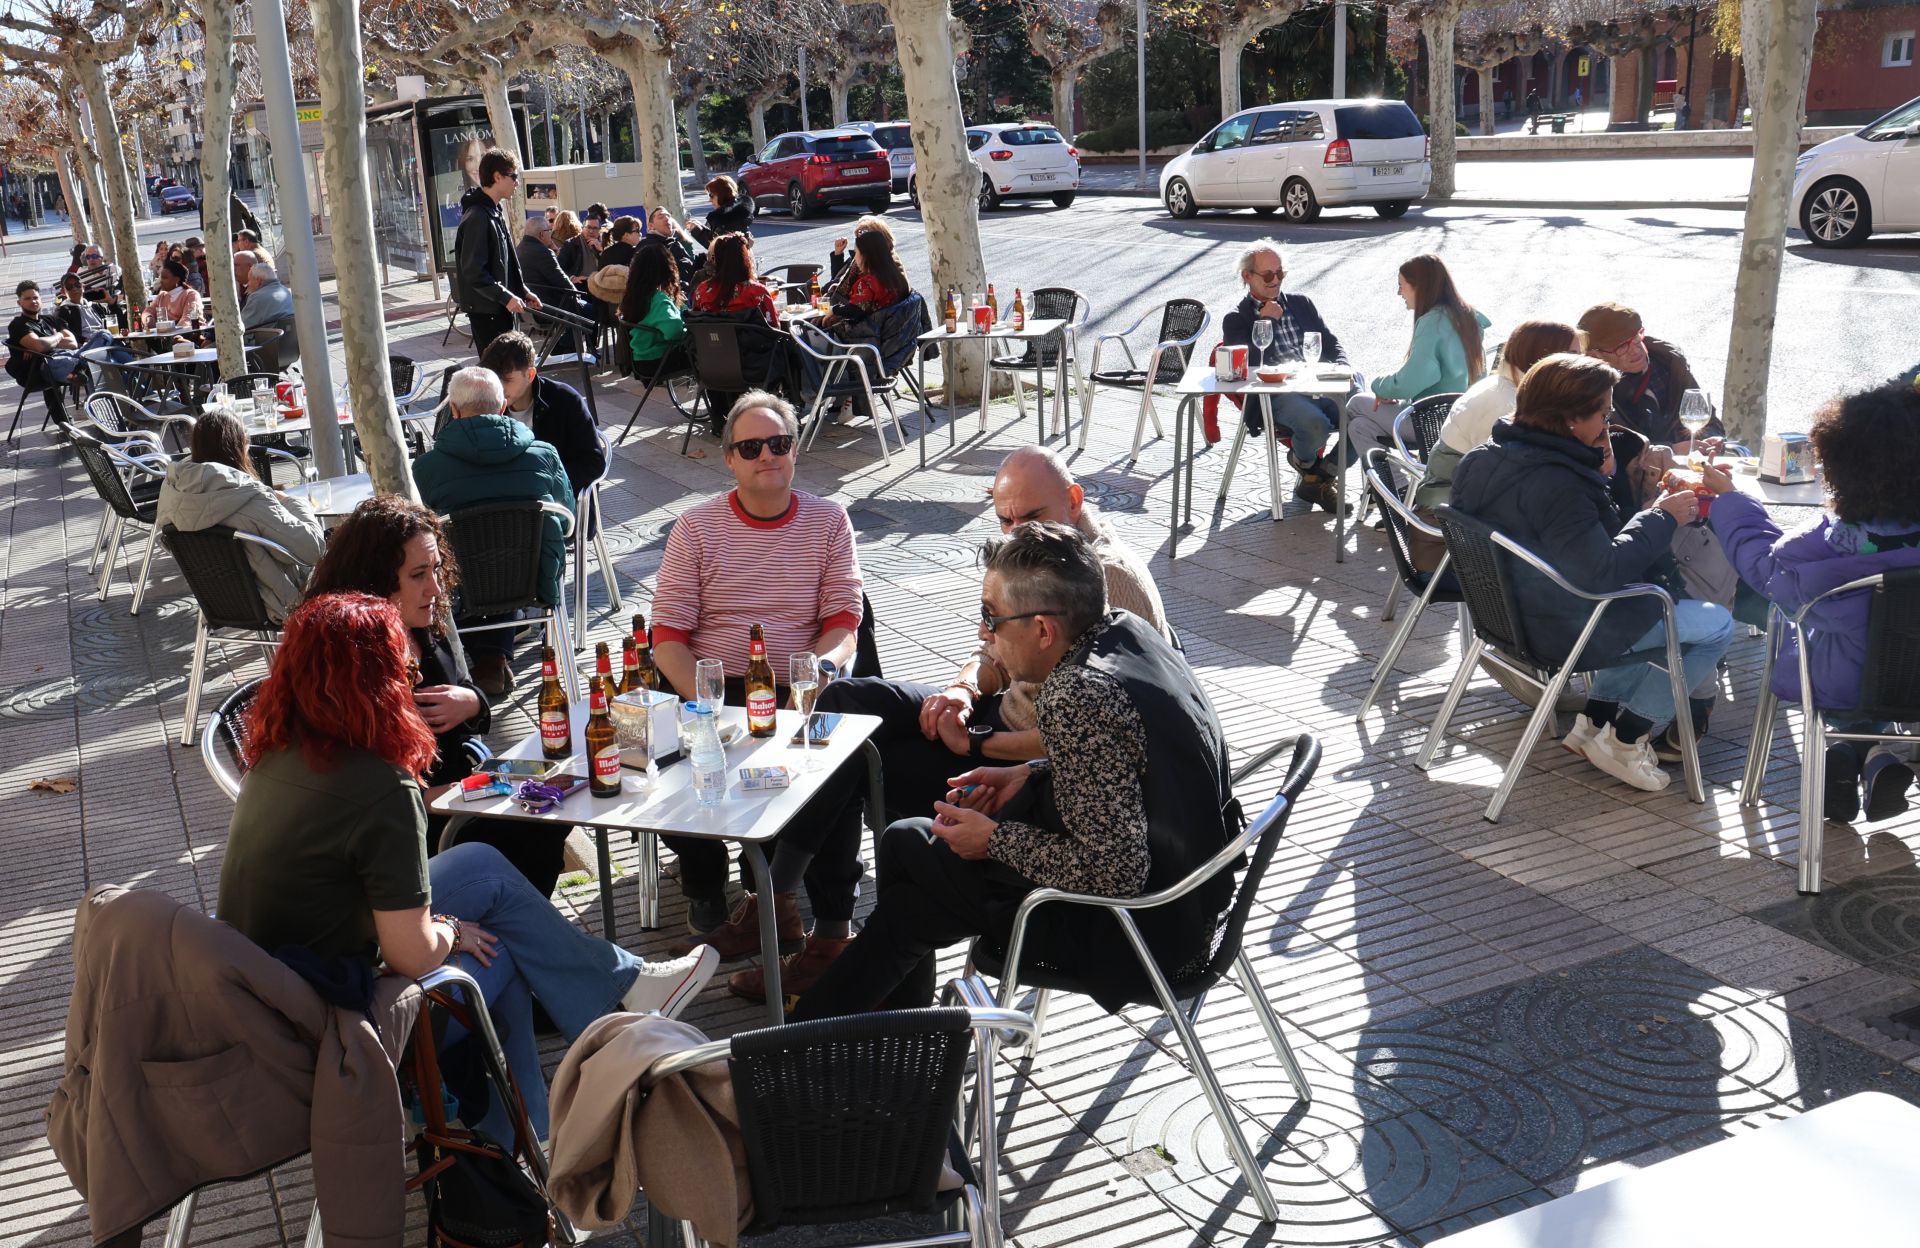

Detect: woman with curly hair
216,591,717,1146
1704,380,1920,822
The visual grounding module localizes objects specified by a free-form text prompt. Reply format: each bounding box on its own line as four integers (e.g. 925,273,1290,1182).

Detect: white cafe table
1725,458,1825,508
1429,1091,1920,1247
131,347,223,368
914,318,1072,469
429,705,881,1025
281,472,374,519
1169,358,1357,561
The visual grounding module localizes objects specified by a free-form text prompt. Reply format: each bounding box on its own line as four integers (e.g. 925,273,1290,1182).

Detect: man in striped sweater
653,391,864,946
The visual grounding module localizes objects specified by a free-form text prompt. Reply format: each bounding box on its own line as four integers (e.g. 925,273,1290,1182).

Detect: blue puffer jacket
1450,420,1679,670
412,414,574,608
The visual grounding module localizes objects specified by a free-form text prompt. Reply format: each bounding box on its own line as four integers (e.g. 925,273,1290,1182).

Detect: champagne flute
1249,317,1274,370
789,652,821,771
695,657,725,716
1678,389,1713,463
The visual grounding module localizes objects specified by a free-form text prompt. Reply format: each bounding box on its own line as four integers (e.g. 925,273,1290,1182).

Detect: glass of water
1302,331,1323,368
1678,389,1713,460
1249,317,1274,368
789,652,821,771
695,658,725,715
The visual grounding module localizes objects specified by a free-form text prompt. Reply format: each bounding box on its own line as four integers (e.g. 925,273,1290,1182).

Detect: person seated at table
690,233,779,328
823,215,894,301
233,248,260,304
76,244,124,318
688,175,752,248
155,410,324,622
618,244,690,390
1212,240,1350,514
54,273,110,340
650,391,863,943
1451,353,1734,792
818,227,908,333
1346,253,1492,454
557,212,601,290
240,259,300,370
794,521,1237,1020
412,367,574,698
518,216,579,313
643,208,703,290
147,241,171,290
598,215,641,271
304,496,576,894
7,279,84,423
183,236,210,296
216,591,719,1148
146,259,202,328
1702,380,1920,823
1578,302,1721,458
725,446,1169,1004
480,331,607,498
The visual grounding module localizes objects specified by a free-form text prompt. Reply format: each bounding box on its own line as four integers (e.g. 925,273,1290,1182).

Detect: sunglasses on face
1249,268,1282,282
979,605,1050,634
726,434,795,460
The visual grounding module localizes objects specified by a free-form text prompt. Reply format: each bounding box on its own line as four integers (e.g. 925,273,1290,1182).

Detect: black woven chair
71,427,170,611
1739,568,1920,893
986,286,1087,441
1391,392,1461,466
200,677,265,800
762,262,823,307
681,315,797,454
966,733,1321,1226
441,499,581,699
83,389,194,451
614,312,701,446
162,524,293,746
1078,296,1208,463
1356,448,1464,724
1415,506,1705,820
527,303,601,423
639,1000,1036,1248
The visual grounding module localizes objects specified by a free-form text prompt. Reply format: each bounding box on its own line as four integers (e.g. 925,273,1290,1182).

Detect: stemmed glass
695,658,725,715
789,652,822,771
1249,317,1274,369
1678,389,1714,463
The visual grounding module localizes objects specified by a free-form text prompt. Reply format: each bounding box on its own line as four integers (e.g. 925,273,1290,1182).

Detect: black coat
517,235,583,313
1219,292,1350,365
524,373,607,496
414,629,491,788
689,198,752,246
1450,420,1680,670
453,187,526,315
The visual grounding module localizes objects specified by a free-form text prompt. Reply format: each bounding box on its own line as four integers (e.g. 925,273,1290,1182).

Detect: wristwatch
818,658,839,683
968,724,994,761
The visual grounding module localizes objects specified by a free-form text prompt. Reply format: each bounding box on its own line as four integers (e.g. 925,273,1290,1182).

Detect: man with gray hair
794,520,1238,1018
412,366,574,695
240,258,299,369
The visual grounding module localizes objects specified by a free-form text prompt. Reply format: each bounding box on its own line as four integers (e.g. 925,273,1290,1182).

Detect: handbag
407,987,558,1248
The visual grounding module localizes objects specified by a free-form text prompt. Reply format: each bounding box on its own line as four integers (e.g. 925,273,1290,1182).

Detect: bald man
717,445,1169,1005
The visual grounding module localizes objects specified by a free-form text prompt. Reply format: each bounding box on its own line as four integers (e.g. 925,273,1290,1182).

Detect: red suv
739,130,891,219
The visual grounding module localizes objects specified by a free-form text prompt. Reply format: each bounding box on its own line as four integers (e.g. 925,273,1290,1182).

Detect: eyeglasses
726,434,795,460
1249,268,1282,282
980,605,1051,634
83,253,102,261
1595,329,1645,356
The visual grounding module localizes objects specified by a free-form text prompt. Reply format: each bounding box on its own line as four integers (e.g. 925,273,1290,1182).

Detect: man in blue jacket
413,367,574,695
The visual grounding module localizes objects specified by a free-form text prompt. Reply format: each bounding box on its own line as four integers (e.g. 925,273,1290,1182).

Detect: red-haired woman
214,592,717,1146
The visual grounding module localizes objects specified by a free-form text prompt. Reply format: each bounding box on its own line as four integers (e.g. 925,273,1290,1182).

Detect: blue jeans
430,842,642,1142
1588,599,1735,726
1250,393,1338,466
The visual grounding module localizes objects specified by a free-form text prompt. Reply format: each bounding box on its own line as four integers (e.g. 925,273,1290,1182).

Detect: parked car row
1160,98,1431,222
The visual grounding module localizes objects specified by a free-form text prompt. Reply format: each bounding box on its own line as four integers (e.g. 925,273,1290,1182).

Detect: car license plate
843,166,870,176
1029,172,1056,182
1373,164,1406,177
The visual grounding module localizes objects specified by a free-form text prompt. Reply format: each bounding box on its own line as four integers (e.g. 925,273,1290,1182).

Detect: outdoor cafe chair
440,499,582,700
571,438,624,642
527,303,602,423
1416,506,1706,821
84,388,194,451
614,311,701,446
762,262,823,306
639,995,1036,1248
1391,391,1460,468
1739,568,1920,894
790,322,911,465
987,286,1087,440
200,677,264,800
1077,297,1208,464
163,524,294,746
681,314,797,455
964,733,1322,1226
1356,448,1465,724
70,426,169,612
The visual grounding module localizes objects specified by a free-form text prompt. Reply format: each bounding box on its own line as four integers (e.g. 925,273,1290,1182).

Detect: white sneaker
620,945,720,1018
1578,727,1673,792
1562,714,1602,757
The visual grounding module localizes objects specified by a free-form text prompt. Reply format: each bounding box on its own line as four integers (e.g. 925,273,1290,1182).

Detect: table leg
596,829,616,940
1170,395,1189,559
1334,402,1349,564
917,350,929,470
636,831,660,929
1263,395,1283,523
945,342,958,450
978,338,991,433
1034,357,1045,445
741,844,784,1026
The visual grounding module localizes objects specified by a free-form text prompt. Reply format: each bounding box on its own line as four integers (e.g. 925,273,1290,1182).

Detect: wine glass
1249,317,1274,370
1678,389,1713,462
789,652,821,771
695,658,725,716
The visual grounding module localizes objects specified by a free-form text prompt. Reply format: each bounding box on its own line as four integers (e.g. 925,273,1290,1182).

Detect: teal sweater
1373,307,1493,402
629,289,686,364
412,414,574,608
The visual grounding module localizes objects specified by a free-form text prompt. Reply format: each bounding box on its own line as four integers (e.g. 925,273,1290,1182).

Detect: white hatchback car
910,122,1081,210
1792,94,1920,247
1160,98,1430,222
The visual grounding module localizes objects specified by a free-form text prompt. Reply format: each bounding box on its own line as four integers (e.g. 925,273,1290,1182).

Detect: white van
1792,94,1920,247
1159,98,1431,222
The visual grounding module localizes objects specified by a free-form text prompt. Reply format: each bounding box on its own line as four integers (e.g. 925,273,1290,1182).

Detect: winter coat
517,235,583,314
412,414,573,608
1450,420,1680,670
47,885,421,1247
629,288,688,364
1220,292,1350,364
155,459,326,621
1372,307,1493,403
689,198,753,247
521,373,607,497
1416,372,1518,510
1710,491,1920,708
453,187,525,315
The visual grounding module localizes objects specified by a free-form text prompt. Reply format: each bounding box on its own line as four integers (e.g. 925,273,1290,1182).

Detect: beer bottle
538,645,571,760
986,283,999,322
620,632,642,696
586,674,622,798
745,624,777,738
630,612,659,692
1011,287,1026,331
942,287,957,335
809,269,822,304
594,640,614,695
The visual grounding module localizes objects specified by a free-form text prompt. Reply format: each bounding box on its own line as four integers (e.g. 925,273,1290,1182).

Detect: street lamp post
1135,0,1147,191
800,48,811,132
1333,0,1347,98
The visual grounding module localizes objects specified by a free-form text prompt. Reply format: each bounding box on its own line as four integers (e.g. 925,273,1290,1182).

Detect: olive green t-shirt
216,747,432,962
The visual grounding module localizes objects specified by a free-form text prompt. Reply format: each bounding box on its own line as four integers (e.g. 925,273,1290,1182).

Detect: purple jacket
1710,491,1920,708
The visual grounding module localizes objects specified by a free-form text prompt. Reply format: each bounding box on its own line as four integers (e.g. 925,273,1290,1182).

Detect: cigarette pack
738,766,794,791
460,774,513,802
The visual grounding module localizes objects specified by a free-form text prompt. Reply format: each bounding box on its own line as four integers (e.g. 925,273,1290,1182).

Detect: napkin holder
612,689,681,765
1759,432,1814,484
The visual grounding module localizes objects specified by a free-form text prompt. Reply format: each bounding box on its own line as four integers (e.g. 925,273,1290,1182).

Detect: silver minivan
1160,98,1431,222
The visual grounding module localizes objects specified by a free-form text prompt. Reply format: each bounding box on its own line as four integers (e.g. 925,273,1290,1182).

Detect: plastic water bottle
688,704,727,806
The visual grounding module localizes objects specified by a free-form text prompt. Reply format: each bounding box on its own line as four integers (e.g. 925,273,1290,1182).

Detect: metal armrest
1156,312,1211,354
1790,573,1887,627
1368,467,1441,538
255,445,316,482
1489,530,1676,610
109,447,171,478
1390,408,1420,463
529,302,596,332
540,499,578,541
232,530,302,563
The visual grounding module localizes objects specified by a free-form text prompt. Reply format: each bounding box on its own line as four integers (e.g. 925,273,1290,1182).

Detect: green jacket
629,289,687,364
412,414,573,607
1373,307,1493,402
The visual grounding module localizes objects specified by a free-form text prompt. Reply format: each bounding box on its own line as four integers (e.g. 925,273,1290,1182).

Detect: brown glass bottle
586,675,622,797
538,645,571,760
594,640,614,695
745,624,777,738
630,613,659,692
619,633,642,696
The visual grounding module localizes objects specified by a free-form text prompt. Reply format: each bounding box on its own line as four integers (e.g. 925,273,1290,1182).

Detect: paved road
741,194,1920,435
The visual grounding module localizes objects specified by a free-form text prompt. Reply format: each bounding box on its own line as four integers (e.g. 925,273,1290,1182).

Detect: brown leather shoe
470,653,512,698
727,933,855,1004
673,891,805,961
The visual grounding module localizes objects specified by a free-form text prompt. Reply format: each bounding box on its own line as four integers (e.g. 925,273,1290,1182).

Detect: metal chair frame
790,322,910,465
571,448,624,642
527,303,602,423
199,677,265,801
442,500,583,700
85,388,196,450
1077,299,1209,463
761,262,823,306
986,286,1088,441
680,316,798,455
71,429,169,611
614,310,701,446
1356,448,1464,724
168,527,295,746
1415,507,1706,821
1738,571,1920,894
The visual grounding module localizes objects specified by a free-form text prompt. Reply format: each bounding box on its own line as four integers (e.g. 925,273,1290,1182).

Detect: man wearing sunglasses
454,147,541,354
794,521,1237,1020
651,392,864,954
